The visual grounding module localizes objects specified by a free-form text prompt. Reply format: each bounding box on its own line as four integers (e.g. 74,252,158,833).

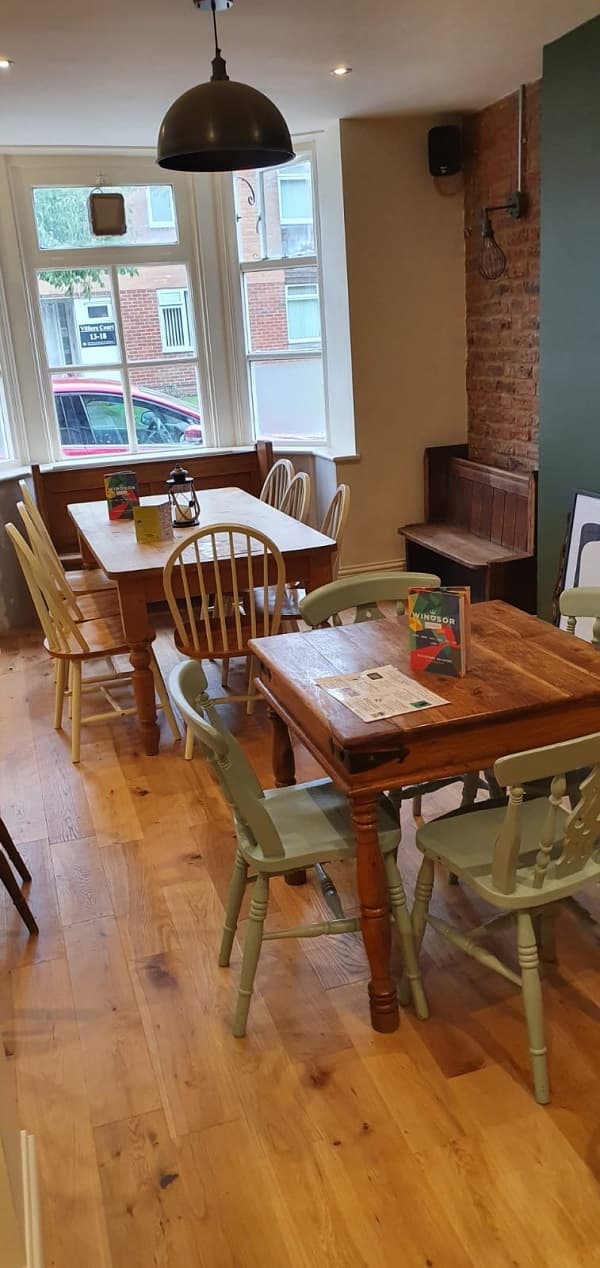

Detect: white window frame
285,282,320,345
277,169,313,226
230,143,329,448
157,287,193,354
146,184,176,230
8,156,218,463
0,264,26,469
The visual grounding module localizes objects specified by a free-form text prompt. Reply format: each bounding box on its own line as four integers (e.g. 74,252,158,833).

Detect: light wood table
69,487,336,756
250,600,600,1034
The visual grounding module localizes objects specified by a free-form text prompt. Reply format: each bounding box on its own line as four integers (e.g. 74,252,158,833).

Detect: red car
53,377,203,457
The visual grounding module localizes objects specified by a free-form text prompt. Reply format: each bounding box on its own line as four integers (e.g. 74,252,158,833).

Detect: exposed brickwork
464,81,540,470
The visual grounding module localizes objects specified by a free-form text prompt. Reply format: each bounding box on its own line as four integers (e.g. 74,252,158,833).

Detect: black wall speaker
428,125,462,177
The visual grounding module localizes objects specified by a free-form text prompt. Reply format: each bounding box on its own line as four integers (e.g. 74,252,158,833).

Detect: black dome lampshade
157,0,295,173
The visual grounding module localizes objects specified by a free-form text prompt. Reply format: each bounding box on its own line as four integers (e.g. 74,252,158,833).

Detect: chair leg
383,851,428,1020
53,659,67,730
0,851,38,935
67,661,73,719
218,849,249,967
184,726,194,761
399,854,435,1006
149,651,181,743
70,661,82,764
233,873,269,1038
0,819,31,882
221,659,230,689
246,656,258,716
517,911,550,1105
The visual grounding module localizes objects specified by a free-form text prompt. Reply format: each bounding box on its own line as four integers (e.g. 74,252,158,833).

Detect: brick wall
464,81,540,470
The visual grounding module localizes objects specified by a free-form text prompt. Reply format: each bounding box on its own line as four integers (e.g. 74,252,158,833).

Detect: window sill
0,464,30,484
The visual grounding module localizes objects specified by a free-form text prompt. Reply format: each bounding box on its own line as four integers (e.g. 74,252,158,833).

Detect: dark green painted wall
538,17,600,617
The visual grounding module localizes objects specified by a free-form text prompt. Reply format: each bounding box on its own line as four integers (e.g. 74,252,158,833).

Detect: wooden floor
1,623,600,1268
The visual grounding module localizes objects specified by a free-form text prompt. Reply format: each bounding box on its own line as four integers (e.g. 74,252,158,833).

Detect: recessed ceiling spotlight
0,58,13,70
331,65,352,77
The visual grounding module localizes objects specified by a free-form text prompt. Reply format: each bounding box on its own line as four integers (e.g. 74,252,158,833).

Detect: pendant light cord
211,0,220,59
209,0,229,81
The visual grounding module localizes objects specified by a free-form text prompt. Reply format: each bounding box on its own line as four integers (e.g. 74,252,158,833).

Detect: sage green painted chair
560,585,600,646
168,658,427,1037
410,731,600,1104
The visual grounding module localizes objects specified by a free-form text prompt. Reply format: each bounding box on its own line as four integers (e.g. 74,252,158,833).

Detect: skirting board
338,557,406,578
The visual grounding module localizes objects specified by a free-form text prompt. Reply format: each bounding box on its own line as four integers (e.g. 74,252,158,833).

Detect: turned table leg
352,794,399,1032
268,707,306,887
119,579,160,757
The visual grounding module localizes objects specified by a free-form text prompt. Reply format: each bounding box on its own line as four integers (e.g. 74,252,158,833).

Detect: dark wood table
69,487,335,755
250,600,600,1033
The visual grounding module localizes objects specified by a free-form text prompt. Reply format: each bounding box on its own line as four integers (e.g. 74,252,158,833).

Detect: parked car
52,377,203,457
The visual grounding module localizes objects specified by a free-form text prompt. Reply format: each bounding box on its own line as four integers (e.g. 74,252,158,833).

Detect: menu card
315,664,449,723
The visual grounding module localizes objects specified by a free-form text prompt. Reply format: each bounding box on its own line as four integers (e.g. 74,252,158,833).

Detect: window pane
244,266,320,354
52,370,128,457
118,264,195,362
128,365,203,449
32,185,179,250
38,270,120,369
234,158,315,262
250,358,326,442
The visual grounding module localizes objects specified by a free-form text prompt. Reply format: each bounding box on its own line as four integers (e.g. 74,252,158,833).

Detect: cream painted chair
252,482,351,630
163,523,286,755
410,731,600,1104
17,500,119,623
559,586,600,644
18,479,117,600
169,658,427,1036
259,458,294,509
279,471,311,523
6,522,179,763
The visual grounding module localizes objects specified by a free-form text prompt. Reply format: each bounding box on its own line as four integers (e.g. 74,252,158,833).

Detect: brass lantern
166,464,200,527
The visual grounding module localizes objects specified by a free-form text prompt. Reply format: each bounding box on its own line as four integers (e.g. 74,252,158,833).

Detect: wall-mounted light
478,193,523,280
0,58,13,71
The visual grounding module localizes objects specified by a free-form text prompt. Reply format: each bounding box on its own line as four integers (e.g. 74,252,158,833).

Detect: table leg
352,795,399,1033
268,707,306,887
119,579,160,757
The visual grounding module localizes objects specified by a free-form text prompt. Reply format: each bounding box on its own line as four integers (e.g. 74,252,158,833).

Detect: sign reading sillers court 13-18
78,322,117,348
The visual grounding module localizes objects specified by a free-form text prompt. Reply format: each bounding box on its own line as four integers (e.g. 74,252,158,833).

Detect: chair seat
46,613,132,660
251,584,306,622
65,568,117,596
175,616,262,661
74,590,121,622
239,777,401,874
416,797,600,908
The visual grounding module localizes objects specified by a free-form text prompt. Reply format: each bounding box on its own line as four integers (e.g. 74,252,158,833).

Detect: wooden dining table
69,486,336,755
250,600,600,1034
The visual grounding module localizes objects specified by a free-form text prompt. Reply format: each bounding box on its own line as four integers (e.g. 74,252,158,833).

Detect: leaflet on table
315,664,449,723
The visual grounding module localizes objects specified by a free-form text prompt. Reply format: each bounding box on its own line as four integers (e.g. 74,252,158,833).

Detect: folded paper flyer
315,664,449,723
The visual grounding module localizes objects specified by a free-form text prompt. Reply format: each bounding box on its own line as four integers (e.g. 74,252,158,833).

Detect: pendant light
157,0,295,173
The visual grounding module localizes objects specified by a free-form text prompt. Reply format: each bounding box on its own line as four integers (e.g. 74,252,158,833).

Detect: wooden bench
32,440,273,560
400,445,537,611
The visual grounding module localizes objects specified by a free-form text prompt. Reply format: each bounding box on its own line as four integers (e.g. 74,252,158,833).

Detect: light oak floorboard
1,622,600,1267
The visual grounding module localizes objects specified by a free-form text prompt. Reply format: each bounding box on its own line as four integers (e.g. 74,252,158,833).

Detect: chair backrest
299,570,442,628
17,499,83,621
321,484,350,548
492,732,600,894
5,522,89,655
559,587,600,646
259,459,294,509
163,522,286,658
168,659,284,858
279,472,310,524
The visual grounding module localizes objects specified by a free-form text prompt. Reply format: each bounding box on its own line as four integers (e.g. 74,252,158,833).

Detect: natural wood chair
279,472,310,523
5,522,179,763
259,458,294,509
18,479,117,600
252,482,351,629
163,523,286,754
169,657,427,1036
0,814,38,936
17,500,119,623
410,731,600,1104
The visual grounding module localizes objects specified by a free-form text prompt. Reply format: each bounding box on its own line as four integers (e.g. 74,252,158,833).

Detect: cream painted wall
337,116,467,571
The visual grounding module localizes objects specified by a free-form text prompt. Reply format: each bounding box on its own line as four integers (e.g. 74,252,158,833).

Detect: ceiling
0,0,599,149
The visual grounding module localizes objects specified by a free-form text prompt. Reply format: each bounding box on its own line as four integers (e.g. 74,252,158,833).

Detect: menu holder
104,470,139,521
407,586,471,677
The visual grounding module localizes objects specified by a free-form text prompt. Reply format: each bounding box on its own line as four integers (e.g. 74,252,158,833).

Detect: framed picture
88,191,126,237
559,489,600,640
